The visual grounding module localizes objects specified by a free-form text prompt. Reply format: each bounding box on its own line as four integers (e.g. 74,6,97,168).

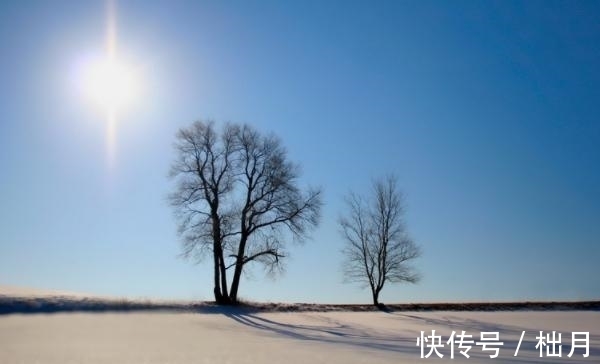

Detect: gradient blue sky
1,0,599,303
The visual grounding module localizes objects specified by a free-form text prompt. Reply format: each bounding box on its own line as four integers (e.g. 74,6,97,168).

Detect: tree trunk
218,253,229,299
372,290,379,306
212,245,222,303
229,235,248,303
212,213,230,304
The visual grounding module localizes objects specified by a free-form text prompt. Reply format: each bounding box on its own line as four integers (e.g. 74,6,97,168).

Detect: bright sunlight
72,0,142,169
83,57,138,112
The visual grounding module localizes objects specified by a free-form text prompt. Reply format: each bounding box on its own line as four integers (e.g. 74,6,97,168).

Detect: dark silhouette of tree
227,125,322,302
169,121,321,304
169,121,236,304
339,175,421,306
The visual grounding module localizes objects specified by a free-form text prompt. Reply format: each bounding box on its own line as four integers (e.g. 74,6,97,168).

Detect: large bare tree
169,121,236,304
339,175,421,306
227,125,322,302
169,121,322,304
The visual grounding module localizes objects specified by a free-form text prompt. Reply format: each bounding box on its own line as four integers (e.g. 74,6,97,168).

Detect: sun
83,57,139,112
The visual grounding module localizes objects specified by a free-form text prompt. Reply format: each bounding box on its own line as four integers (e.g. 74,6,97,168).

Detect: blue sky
1,0,599,303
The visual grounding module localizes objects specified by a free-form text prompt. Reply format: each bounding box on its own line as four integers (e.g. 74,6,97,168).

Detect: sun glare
83,57,138,112
73,0,141,169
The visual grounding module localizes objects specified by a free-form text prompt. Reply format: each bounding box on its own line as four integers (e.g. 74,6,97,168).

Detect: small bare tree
339,175,421,306
170,120,322,304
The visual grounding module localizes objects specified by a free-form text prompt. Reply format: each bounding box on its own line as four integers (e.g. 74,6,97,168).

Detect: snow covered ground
1,307,599,363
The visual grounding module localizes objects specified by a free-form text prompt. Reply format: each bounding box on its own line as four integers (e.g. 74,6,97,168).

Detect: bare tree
169,121,237,304
339,175,421,306
169,120,322,304
228,125,322,302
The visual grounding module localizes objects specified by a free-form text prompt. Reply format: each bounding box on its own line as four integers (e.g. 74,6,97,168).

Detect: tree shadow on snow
223,312,600,363
224,311,416,354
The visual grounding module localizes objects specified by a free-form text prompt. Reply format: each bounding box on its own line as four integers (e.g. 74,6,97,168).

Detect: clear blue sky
1,0,599,303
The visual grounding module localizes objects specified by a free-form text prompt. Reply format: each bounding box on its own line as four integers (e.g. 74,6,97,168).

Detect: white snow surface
1,308,599,363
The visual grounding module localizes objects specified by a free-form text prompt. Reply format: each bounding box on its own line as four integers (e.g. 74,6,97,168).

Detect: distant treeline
1,295,598,315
